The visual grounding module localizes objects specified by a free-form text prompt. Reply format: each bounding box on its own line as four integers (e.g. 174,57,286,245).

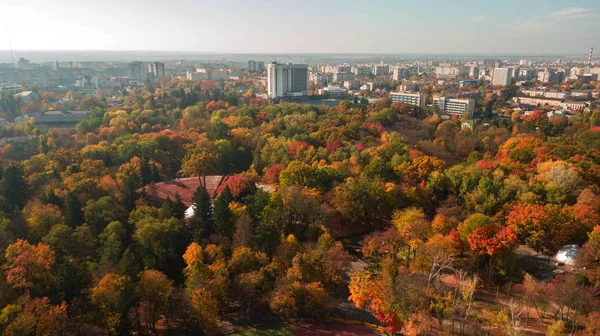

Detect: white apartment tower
267,62,309,98
148,62,166,80
492,68,513,86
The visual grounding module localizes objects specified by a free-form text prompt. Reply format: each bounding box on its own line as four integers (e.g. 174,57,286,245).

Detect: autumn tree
3,297,68,336
134,270,174,334
4,239,55,295
91,273,132,335
391,207,431,266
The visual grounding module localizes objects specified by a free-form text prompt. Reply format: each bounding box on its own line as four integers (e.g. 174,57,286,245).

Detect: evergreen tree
0,163,28,212
121,177,139,211
161,193,186,219
38,134,50,154
213,186,234,238
64,192,84,227
172,193,187,220
189,186,213,243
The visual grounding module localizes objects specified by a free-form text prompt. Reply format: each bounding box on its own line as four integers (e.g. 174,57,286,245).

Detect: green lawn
231,324,293,336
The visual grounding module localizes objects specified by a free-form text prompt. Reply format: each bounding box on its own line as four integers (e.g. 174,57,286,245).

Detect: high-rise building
17,58,32,70
248,60,265,72
433,97,475,118
267,62,308,98
492,68,513,86
373,64,389,76
392,66,416,81
483,59,501,68
148,62,166,80
129,62,148,82
389,91,427,109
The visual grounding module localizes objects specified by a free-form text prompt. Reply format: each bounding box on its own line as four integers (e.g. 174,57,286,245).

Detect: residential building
14,115,30,124
492,68,513,86
518,69,537,80
537,70,557,83
129,62,148,81
519,60,533,66
17,58,33,70
34,110,91,124
248,60,265,72
435,64,460,78
512,96,586,111
148,62,166,80
187,71,209,81
392,66,416,81
570,90,592,99
309,72,331,84
343,80,360,90
351,66,372,76
483,59,501,68
267,62,309,98
522,89,570,99
360,82,374,91
332,72,354,82
373,64,389,76
389,91,427,109
210,69,229,81
469,66,479,78
433,97,475,118
15,91,40,103
459,80,479,87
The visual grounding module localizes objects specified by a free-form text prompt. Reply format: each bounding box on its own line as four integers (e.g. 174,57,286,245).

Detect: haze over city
0,0,599,55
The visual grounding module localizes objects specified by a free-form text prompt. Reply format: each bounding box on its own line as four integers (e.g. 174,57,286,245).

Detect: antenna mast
5,23,15,68
589,47,594,67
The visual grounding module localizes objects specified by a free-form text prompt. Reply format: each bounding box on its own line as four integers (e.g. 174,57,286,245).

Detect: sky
0,0,599,55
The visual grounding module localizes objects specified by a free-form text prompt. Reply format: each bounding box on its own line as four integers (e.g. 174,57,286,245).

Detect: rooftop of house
140,175,230,207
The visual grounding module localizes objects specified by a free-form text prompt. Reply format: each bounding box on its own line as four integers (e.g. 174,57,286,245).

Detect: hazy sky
0,0,599,54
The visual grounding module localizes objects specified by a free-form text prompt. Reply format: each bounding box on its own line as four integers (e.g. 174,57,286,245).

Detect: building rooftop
140,176,231,207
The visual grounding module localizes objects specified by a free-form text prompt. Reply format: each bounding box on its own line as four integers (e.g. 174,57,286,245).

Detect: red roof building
140,176,230,207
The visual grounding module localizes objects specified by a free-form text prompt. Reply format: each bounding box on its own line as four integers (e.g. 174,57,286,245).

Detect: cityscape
0,1,600,336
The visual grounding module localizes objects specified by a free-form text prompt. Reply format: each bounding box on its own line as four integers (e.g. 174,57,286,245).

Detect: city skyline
0,0,599,55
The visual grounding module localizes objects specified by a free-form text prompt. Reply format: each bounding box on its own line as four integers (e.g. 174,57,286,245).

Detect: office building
389,91,427,109
318,85,346,97
248,60,265,72
433,97,475,118
267,62,309,98
148,62,166,80
492,68,513,86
